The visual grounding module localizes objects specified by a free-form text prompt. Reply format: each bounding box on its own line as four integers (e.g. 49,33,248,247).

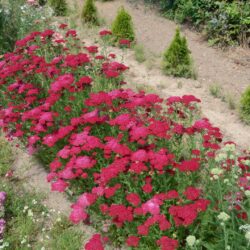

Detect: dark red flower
126,236,140,247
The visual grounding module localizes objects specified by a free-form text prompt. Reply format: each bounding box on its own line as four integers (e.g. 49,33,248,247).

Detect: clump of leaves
134,44,146,63
111,7,135,43
49,0,67,16
81,0,99,25
162,28,195,78
209,83,222,98
240,86,250,124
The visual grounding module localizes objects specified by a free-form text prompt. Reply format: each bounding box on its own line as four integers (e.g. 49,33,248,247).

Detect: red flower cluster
0,26,249,250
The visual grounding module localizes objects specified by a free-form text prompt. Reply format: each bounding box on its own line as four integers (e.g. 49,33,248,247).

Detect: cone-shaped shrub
162,28,195,78
81,0,99,25
111,7,135,43
49,0,67,16
240,86,250,124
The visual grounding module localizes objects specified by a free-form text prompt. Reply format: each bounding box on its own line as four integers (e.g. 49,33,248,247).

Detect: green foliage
209,83,222,98
162,28,195,78
240,86,250,124
44,217,84,250
39,0,47,5
140,0,250,47
111,7,135,42
0,135,13,176
0,0,53,53
81,0,99,25
134,44,146,63
0,136,84,249
49,0,67,16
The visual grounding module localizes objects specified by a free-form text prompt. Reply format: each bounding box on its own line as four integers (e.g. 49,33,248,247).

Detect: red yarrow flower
99,30,112,36
85,234,104,250
126,193,141,207
126,236,140,247
157,236,178,250
177,159,200,172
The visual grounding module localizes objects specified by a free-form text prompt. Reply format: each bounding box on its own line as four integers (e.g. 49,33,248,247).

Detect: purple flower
0,218,6,238
0,192,6,206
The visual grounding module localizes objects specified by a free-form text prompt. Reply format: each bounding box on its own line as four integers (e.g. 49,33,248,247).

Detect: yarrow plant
0,26,249,250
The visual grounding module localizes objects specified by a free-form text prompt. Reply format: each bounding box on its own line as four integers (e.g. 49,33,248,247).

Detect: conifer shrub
162,28,195,78
240,86,250,124
81,0,99,25
111,7,135,43
49,0,67,16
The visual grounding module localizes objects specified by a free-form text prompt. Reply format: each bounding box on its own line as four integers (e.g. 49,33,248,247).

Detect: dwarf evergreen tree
81,0,99,25
111,7,135,42
162,28,195,78
49,0,67,16
240,86,250,124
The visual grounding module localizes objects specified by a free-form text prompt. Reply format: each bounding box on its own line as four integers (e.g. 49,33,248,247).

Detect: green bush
139,0,250,47
111,7,135,42
81,0,99,25
162,28,195,78
49,0,67,16
240,86,250,124
0,0,53,54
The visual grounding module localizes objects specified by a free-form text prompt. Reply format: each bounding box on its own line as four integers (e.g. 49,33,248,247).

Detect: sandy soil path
73,0,250,149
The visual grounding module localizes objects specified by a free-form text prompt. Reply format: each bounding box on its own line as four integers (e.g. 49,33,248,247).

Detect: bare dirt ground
72,0,250,149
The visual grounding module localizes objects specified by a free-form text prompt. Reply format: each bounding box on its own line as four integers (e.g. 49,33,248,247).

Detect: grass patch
0,135,13,176
134,44,146,63
0,135,84,249
209,83,222,98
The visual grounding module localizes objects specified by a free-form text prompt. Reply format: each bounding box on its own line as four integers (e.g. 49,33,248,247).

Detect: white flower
242,160,250,167
211,168,223,175
186,235,196,247
32,199,37,205
239,224,250,232
215,153,227,162
223,144,236,152
27,209,33,217
218,212,230,222
245,190,250,197
245,231,250,242
56,217,62,222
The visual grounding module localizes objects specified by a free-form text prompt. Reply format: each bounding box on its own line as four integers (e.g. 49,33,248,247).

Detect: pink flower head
157,236,178,250
99,30,112,36
69,204,88,224
85,234,104,250
126,236,140,247
142,198,161,215
51,179,68,192
177,159,200,172
77,193,97,208
126,193,141,207
183,186,201,201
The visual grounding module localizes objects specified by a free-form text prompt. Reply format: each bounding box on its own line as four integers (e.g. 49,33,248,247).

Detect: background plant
111,7,135,43
0,0,53,54
81,0,99,25
162,28,195,78
240,86,250,125
137,0,250,47
49,0,67,16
